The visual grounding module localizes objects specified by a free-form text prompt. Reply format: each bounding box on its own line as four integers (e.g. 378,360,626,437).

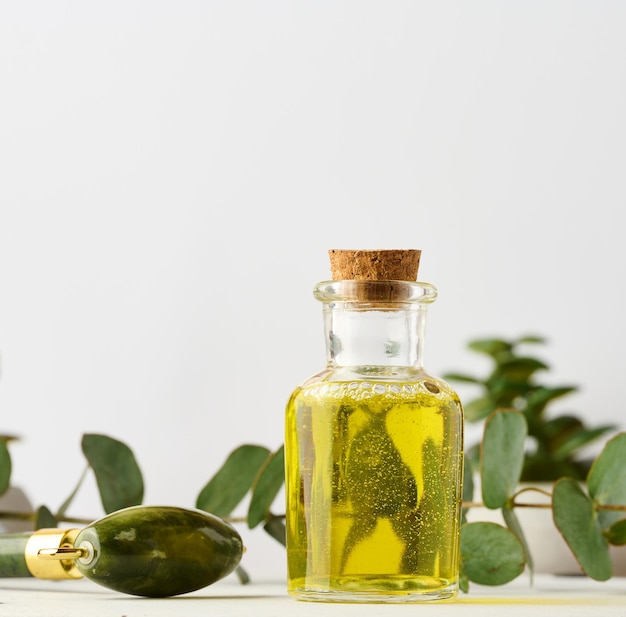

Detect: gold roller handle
25,528,83,580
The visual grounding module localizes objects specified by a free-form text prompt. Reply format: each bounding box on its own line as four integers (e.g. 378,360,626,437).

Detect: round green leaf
196,444,270,517
82,434,144,513
0,439,11,496
481,410,527,509
607,519,626,546
247,445,285,529
460,522,525,585
552,477,611,581
587,432,626,529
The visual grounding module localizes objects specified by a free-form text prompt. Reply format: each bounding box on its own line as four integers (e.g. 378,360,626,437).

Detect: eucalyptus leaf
464,396,499,422
263,517,286,546
525,386,577,414
340,414,417,572
235,565,250,585
552,477,611,581
0,439,11,496
247,445,285,529
81,434,144,514
484,376,531,403
516,335,546,345
462,455,475,509
481,410,527,509
460,522,525,586
459,571,470,593
35,505,57,529
441,373,483,385
607,519,626,546
541,415,584,442
461,453,475,530
491,357,548,381
502,507,533,580
552,425,616,461
391,438,443,575
196,444,270,517
468,339,513,358
587,432,626,528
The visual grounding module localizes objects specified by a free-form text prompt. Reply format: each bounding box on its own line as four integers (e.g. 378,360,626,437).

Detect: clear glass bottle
285,251,464,603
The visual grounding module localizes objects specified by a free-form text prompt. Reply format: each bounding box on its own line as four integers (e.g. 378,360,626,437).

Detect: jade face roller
0,505,244,597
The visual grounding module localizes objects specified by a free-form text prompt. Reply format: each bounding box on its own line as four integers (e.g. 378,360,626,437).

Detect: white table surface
0,574,624,617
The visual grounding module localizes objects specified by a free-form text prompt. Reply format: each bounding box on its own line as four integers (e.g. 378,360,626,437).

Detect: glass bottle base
288,577,459,604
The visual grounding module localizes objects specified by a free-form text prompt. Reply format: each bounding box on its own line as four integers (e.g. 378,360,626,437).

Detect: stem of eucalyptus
0,510,34,522
0,510,92,525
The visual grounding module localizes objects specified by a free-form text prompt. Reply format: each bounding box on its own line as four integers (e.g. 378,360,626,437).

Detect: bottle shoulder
295,366,455,386
288,367,462,406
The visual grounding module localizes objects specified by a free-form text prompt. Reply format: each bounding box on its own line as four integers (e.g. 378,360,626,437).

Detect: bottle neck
323,303,428,369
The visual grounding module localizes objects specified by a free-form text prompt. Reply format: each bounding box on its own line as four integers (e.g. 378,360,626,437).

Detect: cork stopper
328,249,421,281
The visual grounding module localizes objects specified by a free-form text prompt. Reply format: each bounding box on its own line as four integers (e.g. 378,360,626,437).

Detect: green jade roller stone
73,506,244,597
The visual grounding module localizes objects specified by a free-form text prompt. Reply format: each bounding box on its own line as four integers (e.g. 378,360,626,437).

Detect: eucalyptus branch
0,510,35,522
509,502,552,509
463,500,626,511
56,464,90,520
0,509,92,525
597,504,626,512
224,512,285,525
0,414,624,594
513,486,552,500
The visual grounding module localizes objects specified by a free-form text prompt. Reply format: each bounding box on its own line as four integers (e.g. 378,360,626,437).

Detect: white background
1,1,625,579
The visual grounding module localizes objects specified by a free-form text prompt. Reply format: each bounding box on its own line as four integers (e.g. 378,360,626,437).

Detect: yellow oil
285,376,463,602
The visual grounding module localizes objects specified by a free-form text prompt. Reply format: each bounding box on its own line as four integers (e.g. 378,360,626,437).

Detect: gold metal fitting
25,529,84,580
